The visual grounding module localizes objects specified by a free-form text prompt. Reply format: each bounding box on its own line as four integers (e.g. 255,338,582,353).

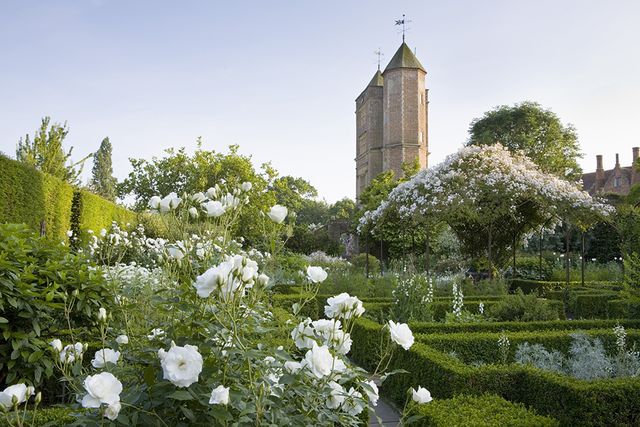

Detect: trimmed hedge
71,189,137,236
351,318,640,426
416,329,640,364
408,318,640,335
608,298,640,319
408,394,559,427
0,407,80,426
510,279,622,296
0,155,73,241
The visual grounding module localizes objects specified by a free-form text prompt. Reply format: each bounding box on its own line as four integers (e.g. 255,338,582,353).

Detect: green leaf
0,317,8,323
167,390,193,401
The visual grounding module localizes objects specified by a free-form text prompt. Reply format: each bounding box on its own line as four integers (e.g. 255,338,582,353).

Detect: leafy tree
270,176,318,215
328,198,356,221
468,101,582,179
16,117,89,184
89,137,117,201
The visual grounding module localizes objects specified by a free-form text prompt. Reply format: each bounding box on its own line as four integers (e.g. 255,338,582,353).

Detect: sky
1,0,639,203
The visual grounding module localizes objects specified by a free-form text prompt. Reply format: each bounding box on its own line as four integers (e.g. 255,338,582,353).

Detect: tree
90,137,117,201
16,117,88,184
269,176,318,215
468,101,582,180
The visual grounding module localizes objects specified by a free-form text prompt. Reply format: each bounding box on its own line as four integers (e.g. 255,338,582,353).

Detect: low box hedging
510,279,621,296
407,394,559,427
271,293,319,318
0,407,80,427
351,318,640,426
408,318,640,335
608,298,640,319
416,329,640,364
567,292,619,319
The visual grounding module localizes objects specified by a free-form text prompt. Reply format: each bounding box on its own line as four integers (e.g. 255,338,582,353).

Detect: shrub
0,407,81,427
486,290,561,321
407,394,559,427
350,253,381,275
567,292,618,319
0,224,111,387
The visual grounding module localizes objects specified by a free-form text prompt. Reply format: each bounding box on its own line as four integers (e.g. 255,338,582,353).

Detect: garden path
369,398,400,426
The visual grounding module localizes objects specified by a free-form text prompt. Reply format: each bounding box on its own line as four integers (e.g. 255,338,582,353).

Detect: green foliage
567,292,618,319
0,224,110,387
624,252,640,291
350,253,381,275
486,290,561,321
467,101,582,179
89,137,117,201
70,190,138,238
0,155,74,241
407,394,559,427
408,319,640,335
0,407,81,427
15,117,88,185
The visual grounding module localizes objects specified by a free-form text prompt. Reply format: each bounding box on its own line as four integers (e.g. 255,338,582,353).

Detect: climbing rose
362,380,379,406
209,385,230,405
60,342,85,363
49,339,63,352
303,343,344,379
326,381,345,409
158,344,203,388
411,386,432,404
81,372,122,408
306,266,328,283
91,348,121,368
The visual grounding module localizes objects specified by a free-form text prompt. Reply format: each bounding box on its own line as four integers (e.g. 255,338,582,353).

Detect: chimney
615,153,620,169
595,155,604,192
633,147,639,163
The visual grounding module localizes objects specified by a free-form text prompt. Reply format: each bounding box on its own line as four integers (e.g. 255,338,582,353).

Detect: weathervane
374,48,384,71
395,14,411,42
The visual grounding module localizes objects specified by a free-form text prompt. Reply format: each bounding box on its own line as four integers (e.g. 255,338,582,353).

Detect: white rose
49,339,63,352
257,273,270,287
167,247,184,260
209,385,230,405
411,386,432,404
158,344,203,388
0,384,30,408
60,342,85,363
303,343,336,379
362,380,379,406
188,207,199,218
306,266,328,283
193,261,234,298
190,192,206,203
104,402,121,420
206,186,219,199
159,192,180,213
241,182,252,191
291,319,316,350
342,387,365,416
147,328,165,340
97,307,107,322
148,196,161,210
388,320,415,350
116,335,129,345
91,348,121,368
203,200,226,217
267,205,288,224
326,381,345,409
81,372,122,408
324,293,365,320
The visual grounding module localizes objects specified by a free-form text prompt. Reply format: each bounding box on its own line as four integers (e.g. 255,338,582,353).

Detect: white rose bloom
257,273,270,287
190,192,206,203
116,335,129,345
284,361,303,374
206,186,219,199
203,200,226,217
97,307,107,321
388,320,415,350
147,328,165,340
306,266,328,283
188,207,199,218
362,380,379,406
241,181,252,191
303,343,337,379
159,192,180,213
193,260,234,298
60,342,85,363
342,387,365,416
66,230,73,237
49,339,63,352
330,330,353,355
326,381,345,409
167,247,184,260
81,372,123,408
91,348,121,368
411,386,432,404
209,385,230,405
267,205,288,224
148,196,161,210
0,384,30,408
291,319,316,350
158,344,203,388
100,228,107,237
104,402,121,420
324,293,365,320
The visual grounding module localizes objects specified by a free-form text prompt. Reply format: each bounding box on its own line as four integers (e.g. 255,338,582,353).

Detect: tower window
614,177,621,188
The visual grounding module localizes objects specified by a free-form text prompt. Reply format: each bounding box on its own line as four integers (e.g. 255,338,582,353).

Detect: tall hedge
71,189,137,234
0,155,72,240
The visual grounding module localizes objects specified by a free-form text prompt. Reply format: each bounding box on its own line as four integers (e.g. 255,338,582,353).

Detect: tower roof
383,42,425,73
367,70,384,87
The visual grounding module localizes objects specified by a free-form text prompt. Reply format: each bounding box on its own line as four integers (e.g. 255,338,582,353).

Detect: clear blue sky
1,0,639,202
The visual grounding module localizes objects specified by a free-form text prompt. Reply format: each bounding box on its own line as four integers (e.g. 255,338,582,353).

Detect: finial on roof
395,14,411,42
374,48,384,71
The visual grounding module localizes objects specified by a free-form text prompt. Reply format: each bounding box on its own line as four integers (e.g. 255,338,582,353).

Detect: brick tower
355,42,429,199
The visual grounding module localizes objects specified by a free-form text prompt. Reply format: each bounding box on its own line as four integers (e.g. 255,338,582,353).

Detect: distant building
355,42,429,199
582,147,639,196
